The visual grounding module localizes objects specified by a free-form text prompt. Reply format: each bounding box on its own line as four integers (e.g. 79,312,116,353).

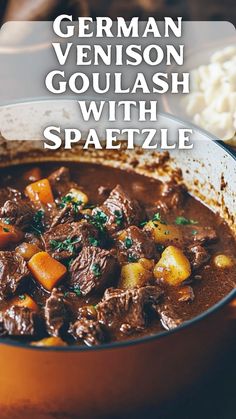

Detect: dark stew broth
0,162,235,347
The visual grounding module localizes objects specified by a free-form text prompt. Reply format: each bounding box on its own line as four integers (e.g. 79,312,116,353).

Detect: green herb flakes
127,254,138,262
31,210,45,235
124,237,133,249
73,286,82,297
87,209,108,233
114,210,123,226
60,194,82,213
152,212,166,225
88,236,99,247
175,216,198,225
91,263,101,277
50,237,81,254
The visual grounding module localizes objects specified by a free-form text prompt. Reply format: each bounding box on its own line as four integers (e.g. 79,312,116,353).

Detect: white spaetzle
183,45,236,144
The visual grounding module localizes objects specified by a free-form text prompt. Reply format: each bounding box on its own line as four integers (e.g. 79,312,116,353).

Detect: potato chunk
68,188,88,206
214,254,234,269
154,245,191,286
144,221,182,245
16,242,41,261
120,262,152,289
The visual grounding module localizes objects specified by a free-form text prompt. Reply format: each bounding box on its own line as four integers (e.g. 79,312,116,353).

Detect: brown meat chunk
51,204,81,228
0,251,29,299
69,318,107,346
185,226,217,245
0,187,22,206
186,244,210,270
98,186,111,198
92,185,143,235
0,199,35,230
44,288,71,337
116,225,157,263
150,182,186,216
24,232,43,249
96,286,163,334
178,286,195,302
48,166,70,187
69,246,118,295
77,305,97,321
1,306,38,336
44,220,99,260
48,167,75,197
157,304,183,330
161,182,186,204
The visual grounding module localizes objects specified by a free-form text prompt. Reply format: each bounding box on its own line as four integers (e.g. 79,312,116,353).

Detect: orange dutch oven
0,102,235,418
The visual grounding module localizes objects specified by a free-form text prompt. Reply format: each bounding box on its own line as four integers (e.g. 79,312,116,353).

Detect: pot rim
0,103,235,352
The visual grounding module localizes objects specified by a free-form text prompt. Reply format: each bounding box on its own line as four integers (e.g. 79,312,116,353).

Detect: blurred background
0,0,235,24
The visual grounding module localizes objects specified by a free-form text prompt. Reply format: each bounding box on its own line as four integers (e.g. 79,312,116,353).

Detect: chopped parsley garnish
3,227,9,232
152,212,161,222
93,209,107,225
152,212,167,225
114,210,123,226
124,237,133,249
128,254,138,262
4,218,11,225
140,212,166,227
91,263,101,277
73,286,82,297
50,237,81,254
88,236,99,247
18,295,26,300
31,210,45,235
191,229,198,236
156,244,165,252
86,209,107,233
60,194,82,213
175,216,198,225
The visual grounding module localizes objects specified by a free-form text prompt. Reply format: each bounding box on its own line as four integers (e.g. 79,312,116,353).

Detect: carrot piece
23,167,42,183
10,294,38,312
0,222,23,249
28,251,66,291
31,337,67,347
25,178,54,205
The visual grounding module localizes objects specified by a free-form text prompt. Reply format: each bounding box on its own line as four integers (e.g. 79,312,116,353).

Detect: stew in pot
0,162,235,347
